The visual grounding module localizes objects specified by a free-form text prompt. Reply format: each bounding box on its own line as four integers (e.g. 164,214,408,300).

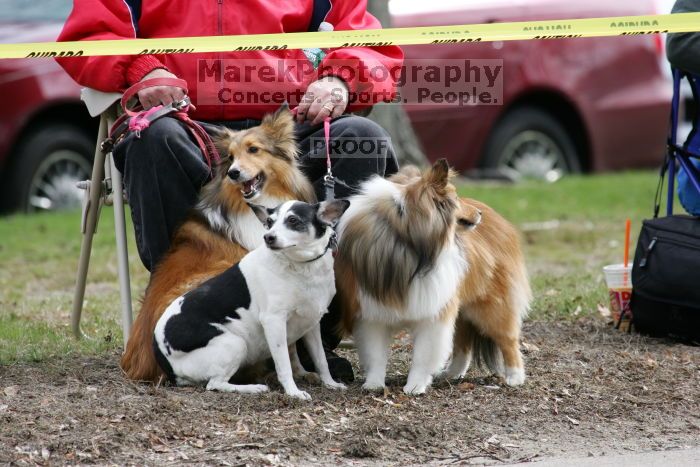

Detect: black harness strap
303,231,338,263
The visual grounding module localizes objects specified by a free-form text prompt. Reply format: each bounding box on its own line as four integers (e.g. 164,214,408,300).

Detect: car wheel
5,124,94,212
481,107,581,182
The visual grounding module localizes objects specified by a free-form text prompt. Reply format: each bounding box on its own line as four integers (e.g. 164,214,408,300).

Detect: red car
391,0,674,181
0,0,676,213
0,1,96,212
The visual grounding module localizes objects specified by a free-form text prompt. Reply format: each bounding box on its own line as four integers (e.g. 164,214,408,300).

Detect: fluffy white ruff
357,242,465,324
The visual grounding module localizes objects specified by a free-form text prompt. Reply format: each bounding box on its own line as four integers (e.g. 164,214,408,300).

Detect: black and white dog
153,199,350,400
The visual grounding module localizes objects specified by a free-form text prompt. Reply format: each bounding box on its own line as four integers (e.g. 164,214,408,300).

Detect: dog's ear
260,107,297,161
458,202,482,230
316,199,351,227
390,165,422,185
211,156,232,180
213,127,236,160
249,204,271,226
458,215,481,230
260,105,294,133
401,165,423,178
211,130,234,180
423,158,453,190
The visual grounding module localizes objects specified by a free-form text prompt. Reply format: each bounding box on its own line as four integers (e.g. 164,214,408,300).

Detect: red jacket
56,0,403,121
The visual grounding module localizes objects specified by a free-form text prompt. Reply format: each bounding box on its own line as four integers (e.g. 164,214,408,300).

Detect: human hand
296,76,349,125
137,68,186,109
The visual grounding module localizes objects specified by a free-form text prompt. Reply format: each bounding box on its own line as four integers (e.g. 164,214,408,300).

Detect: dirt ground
1,319,698,466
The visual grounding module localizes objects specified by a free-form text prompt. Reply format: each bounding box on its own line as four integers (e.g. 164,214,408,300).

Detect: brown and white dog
120,108,316,383
336,159,531,395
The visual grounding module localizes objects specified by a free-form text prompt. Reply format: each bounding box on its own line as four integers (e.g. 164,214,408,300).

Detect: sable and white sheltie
336,159,532,395
120,108,316,383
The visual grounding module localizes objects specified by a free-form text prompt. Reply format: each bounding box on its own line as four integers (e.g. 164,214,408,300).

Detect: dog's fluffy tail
152,336,176,385
456,317,504,376
470,330,504,376
120,300,165,383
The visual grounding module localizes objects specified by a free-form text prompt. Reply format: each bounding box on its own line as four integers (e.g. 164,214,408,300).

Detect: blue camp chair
667,69,700,216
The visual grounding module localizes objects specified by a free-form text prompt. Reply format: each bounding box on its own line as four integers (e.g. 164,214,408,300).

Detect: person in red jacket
57,0,404,381
58,0,402,267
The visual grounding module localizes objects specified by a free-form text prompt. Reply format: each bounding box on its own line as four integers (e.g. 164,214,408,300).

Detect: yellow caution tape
0,13,699,60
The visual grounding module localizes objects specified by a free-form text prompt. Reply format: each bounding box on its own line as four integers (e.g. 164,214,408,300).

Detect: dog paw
432,371,447,382
245,384,270,394
504,367,526,386
323,380,347,390
434,370,465,382
362,381,386,392
286,389,312,401
403,382,429,395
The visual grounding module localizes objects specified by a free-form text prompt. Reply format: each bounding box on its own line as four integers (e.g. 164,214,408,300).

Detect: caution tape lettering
25,50,84,58
0,13,698,60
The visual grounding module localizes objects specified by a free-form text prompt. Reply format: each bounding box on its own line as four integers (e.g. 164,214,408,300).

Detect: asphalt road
507,447,700,467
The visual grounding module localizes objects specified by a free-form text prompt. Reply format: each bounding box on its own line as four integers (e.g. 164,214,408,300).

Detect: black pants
113,114,398,348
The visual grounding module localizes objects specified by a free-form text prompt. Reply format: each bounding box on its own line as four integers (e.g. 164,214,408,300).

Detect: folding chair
71,88,133,347
666,68,700,215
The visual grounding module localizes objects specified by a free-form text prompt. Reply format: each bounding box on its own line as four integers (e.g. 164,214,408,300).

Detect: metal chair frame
71,89,133,347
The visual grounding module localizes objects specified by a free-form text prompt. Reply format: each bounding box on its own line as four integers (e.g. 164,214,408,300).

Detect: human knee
122,118,189,166
142,117,187,142
333,116,395,163
124,118,210,180
335,116,388,139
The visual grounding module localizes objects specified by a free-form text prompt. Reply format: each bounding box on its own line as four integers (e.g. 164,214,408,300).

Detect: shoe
324,350,355,383
298,345,355,383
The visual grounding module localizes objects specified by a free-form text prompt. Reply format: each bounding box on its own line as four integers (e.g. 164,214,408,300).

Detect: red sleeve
55,0,166,92
317,0,404,111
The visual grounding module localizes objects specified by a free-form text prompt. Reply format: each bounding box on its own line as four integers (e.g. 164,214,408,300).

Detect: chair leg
109,153,133,348
71,116,108,339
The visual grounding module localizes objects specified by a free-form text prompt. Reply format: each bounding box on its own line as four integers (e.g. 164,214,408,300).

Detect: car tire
4,124,94,212
481,107,581,182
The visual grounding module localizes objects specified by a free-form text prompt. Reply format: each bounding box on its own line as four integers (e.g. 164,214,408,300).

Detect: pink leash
110,77,221,172
321,117,336,201
290,106,336,201
127,105,162,136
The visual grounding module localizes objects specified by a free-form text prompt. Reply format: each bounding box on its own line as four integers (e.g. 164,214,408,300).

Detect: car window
0,0,72,22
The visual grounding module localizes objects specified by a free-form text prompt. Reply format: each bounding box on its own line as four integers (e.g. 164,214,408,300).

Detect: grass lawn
0,171,667,363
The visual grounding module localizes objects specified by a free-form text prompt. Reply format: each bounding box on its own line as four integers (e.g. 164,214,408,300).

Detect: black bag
631,215,700,343
630,68,700,343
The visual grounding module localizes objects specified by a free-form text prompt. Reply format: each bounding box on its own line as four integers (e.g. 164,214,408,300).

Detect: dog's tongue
242,179,255,193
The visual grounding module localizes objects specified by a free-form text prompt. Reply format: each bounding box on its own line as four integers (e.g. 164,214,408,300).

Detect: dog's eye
265,218,274,228
248,146,259,154
287,216,298,226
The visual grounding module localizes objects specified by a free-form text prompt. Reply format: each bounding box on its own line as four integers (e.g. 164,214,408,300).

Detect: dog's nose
264,233,276,247
228,169,241,181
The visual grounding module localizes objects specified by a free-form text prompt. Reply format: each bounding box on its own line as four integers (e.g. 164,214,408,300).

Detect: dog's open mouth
240,173,266,199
